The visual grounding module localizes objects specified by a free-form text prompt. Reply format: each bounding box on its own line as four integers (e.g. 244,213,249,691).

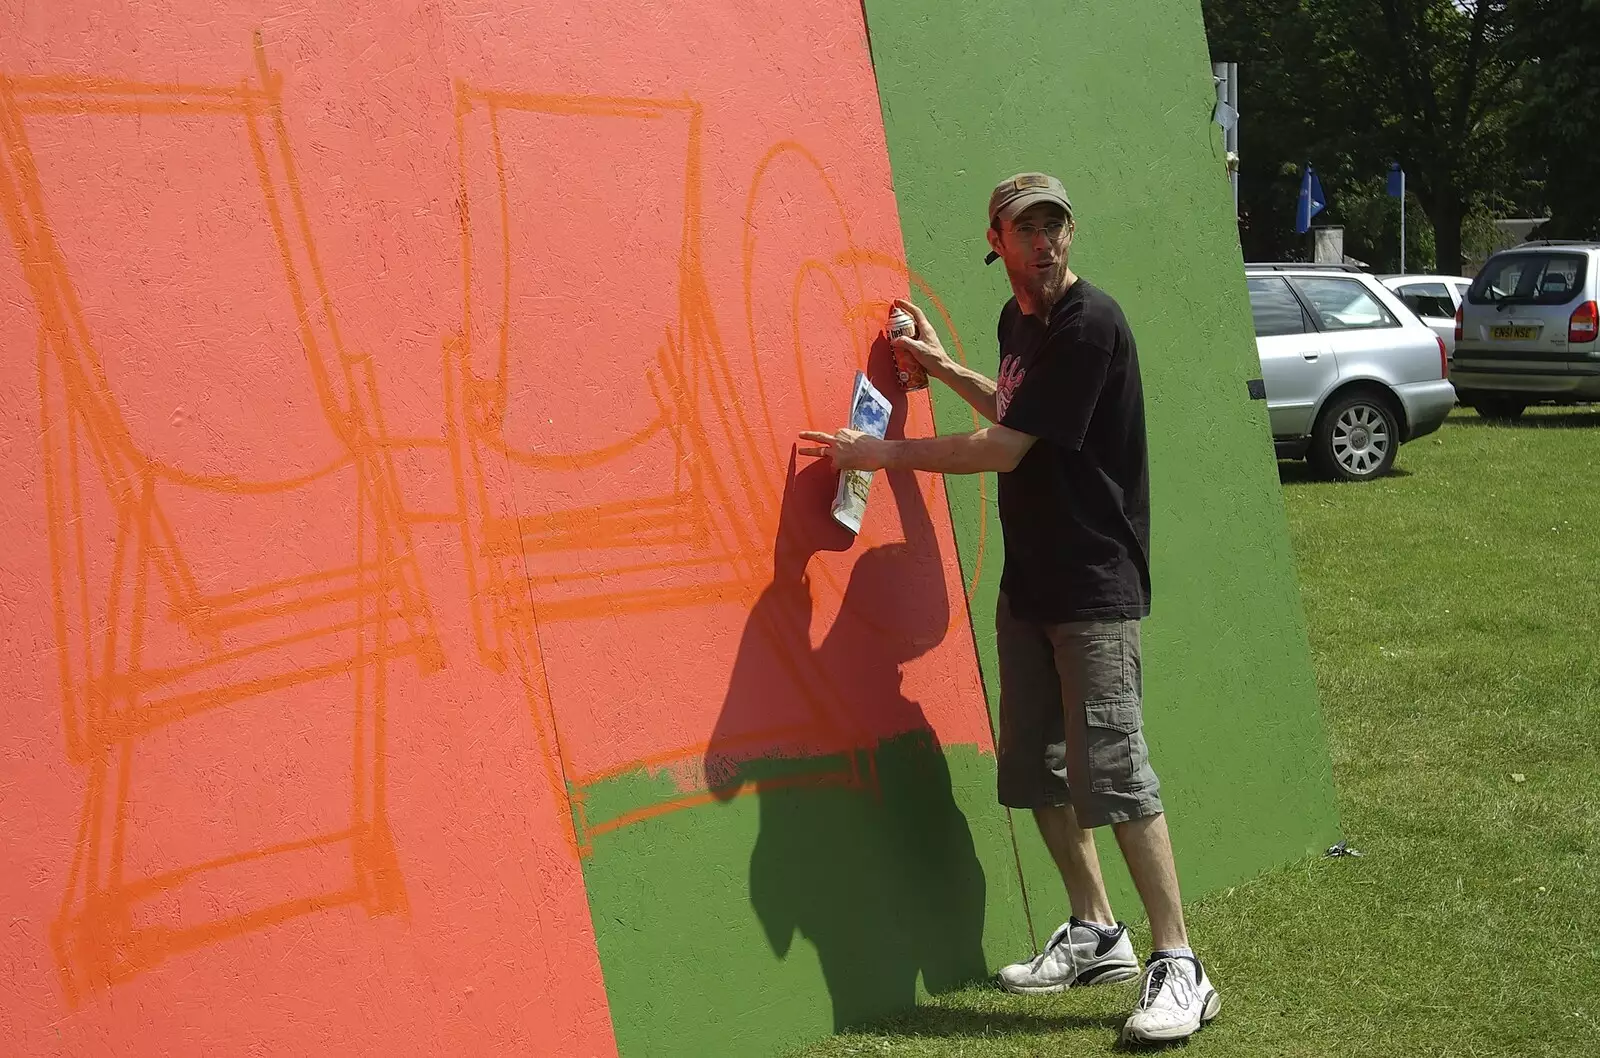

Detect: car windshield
1468,253,1588,306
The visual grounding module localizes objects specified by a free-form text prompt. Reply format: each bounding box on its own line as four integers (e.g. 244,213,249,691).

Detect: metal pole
1213,62,1241,219
1400,169,1407,274
1228,62,1240,216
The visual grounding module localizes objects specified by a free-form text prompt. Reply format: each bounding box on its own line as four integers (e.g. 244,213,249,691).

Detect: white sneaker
996,918,1141,994
1121,954,1221,1044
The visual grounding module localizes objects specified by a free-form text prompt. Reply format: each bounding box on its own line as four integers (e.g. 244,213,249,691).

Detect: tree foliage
1203,0,1580,272
1509,0,1600,238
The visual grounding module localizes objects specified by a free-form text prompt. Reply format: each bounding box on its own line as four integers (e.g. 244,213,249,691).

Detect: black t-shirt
994,279,1151,623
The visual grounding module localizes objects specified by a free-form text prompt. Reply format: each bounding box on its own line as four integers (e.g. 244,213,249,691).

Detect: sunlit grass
794,408,1600,1057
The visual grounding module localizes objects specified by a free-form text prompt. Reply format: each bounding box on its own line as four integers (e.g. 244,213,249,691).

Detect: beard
1009,253,1071,310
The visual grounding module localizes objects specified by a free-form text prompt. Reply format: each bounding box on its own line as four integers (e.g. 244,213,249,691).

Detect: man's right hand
891,298,953,377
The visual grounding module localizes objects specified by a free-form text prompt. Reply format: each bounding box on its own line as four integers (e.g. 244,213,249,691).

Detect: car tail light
1571,301,1599,344
1438,336,1449,379
1454,303,1464,343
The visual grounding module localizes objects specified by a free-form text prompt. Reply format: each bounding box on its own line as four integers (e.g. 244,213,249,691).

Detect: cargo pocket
1084,697,1142,793
1060,625,1151,794
1077,629,1135,705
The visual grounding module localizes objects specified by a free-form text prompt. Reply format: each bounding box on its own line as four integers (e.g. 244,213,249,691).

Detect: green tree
1203,0,1537,272
1337,179,1439,272
1203,1,1359,261
1509,0,1600,237
1364,0,1530,273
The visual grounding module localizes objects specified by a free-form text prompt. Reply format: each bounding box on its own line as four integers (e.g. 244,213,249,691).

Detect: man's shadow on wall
704,367,989,1032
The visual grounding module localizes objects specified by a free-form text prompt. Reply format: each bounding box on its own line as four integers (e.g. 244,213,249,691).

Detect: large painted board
0,3,1014,1056
862,0,1340,917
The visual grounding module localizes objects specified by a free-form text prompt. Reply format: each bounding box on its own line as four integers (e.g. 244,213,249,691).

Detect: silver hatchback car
1450,242,1600,420
1245,264,1458,480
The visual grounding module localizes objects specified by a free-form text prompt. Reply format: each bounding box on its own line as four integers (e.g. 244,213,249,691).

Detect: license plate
1491,325,1539,340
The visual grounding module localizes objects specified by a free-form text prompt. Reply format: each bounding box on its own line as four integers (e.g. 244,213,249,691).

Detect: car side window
1247,277,1313,337
1293,277,1400,331
1396,282,1454,320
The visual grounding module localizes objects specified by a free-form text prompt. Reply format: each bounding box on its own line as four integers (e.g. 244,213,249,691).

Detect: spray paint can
888,306,928,391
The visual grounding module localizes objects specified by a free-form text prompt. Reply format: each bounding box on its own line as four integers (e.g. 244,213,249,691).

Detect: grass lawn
792,408,1600,1057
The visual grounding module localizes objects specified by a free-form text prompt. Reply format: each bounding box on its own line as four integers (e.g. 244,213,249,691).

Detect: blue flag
1296,165,1326,234
1386,163,1405,198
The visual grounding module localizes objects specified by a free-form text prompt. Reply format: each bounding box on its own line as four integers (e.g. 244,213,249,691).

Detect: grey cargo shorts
995,592,1163,827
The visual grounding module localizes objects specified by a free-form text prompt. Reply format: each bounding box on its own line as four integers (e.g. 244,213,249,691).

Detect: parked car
1450,241,1600,420
1244,263,1457,481
1378,273,1474,360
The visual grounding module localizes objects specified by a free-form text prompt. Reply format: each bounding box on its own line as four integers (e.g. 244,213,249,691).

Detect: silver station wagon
1245,264,1457,481
1450,242,1600,420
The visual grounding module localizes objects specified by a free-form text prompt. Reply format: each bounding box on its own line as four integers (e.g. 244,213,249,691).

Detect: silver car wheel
1331,403,1391,477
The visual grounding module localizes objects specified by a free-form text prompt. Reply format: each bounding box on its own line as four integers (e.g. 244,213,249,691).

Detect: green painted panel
862,0,1339,918
582,737,1032,1057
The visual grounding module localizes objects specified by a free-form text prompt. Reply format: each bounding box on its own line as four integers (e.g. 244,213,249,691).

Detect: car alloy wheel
1330,402,1392,477
1310,391,1401,482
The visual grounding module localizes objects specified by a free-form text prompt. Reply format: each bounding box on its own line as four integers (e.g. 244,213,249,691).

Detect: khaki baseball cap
985,172,1073,264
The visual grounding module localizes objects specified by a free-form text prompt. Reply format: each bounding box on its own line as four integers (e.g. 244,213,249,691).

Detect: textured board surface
0,2,1333,1056
861,0,1340,917
0,3,1011,1055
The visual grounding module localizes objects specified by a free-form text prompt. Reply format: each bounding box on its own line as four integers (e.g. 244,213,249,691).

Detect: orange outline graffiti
445,86,879,856
0,35,443,1005
442,85,991,855
2,35,1001,1008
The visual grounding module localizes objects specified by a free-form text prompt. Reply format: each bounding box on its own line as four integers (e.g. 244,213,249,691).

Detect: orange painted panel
0,3,991,1055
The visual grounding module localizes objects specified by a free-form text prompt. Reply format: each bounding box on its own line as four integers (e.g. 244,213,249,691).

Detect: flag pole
1400,168,1407,274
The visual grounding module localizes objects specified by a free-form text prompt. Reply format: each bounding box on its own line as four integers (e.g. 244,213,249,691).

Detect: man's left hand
798,428,887,471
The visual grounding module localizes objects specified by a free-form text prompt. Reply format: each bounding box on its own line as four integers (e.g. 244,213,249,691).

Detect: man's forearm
878,429,1020,475
928,359,999,423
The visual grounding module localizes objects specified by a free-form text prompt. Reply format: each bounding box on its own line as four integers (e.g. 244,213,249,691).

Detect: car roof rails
1512,240,1600,249
1245,262,1366,273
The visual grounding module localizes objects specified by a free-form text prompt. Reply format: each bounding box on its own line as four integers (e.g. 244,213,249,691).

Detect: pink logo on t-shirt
996,354,1025,421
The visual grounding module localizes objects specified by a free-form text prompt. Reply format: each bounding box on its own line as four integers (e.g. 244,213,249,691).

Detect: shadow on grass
1278,462,1414,485
846,1000,1129,1039
1448,407,1600,429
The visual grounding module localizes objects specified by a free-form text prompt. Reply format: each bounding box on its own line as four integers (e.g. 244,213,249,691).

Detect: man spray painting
800,173,1221,1046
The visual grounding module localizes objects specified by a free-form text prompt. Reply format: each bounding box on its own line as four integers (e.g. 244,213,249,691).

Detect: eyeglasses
1010,221,1069,241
